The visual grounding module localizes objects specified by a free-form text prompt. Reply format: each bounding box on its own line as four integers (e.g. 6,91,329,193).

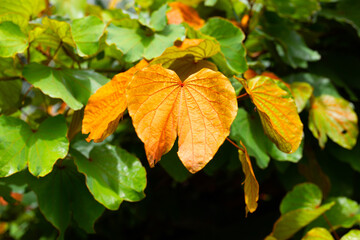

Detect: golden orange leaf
309,95,358,149
244,69,257,80
236,76,303,153
239,141,259,214
127,65,238,173
167,2,205,29
82,59,148,142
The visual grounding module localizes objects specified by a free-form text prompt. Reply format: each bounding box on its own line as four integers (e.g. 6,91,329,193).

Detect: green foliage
0,0,359,239
73,144,147,210
23,63,109,110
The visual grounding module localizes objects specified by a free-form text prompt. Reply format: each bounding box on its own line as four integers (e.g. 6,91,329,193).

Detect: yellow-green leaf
236,76,303,153
291,82,313,113
270,202,335,240
239,141,259,214
302,227,334,240
41,17,75,47
151,38,220,68
309,95,358,149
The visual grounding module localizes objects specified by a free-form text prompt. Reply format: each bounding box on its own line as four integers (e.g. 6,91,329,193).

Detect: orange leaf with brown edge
126,65,238,173
167,2,204,30
82,59,148,142
239,141,259,214
236,76,303,153
309,95,358,149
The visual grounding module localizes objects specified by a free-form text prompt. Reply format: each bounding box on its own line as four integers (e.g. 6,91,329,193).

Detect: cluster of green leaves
0,0,359,239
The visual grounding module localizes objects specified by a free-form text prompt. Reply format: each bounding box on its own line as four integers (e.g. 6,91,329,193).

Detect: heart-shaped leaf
126,65,238,173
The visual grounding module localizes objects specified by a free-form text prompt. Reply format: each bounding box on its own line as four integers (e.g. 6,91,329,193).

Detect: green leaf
73,145,147,210
309,197,360,230
0,22,28,57
264,0,320,21
0,115,69,177
270,203,335,240
50,0,87,19
0,0,46,20
160,142,192,182
285,73,340,98
280,183,322,214
0,116,32,177
341,230,360,240
321,0,360,37
28,115,69,177
261,12,320,68
230,108,270,168
29,160,105,238
107,23,185,62
201,17,247,74
23,63,109,110
71,16,106,57
329,142,360,173
268,183,336,240
149,4,169,32
302,227,334,240
0,80,22,115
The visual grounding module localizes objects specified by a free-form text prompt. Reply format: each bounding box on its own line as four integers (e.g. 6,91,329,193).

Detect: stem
27,42,31,63
0,76,20,81
46,41,63,65
237,92,249,100
322,213,340,240
93,68,123,73
21,85,33,104
243,0,255,42
226,137,243,151
62,45,81,69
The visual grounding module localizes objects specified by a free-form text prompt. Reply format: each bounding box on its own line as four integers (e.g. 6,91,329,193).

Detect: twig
322,213,340,240
21,85,33,104
237,92,249,100
62,45,81,69
46,41,63,65
226,137,243,151
243,0,255,42
0,76,20,81
92,68,123,73
27,42,31,63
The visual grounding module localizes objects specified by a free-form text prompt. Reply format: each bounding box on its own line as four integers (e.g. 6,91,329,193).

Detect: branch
0,76,21,81
322,213,340,240
237,92,249,100
226,137,243,151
